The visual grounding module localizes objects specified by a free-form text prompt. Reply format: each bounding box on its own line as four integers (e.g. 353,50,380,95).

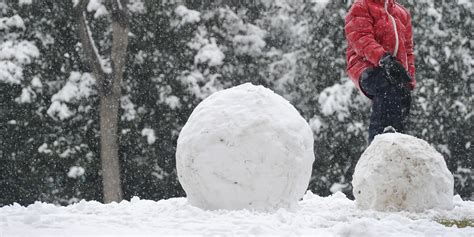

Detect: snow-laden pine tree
0,1,41,206
404,0,473,199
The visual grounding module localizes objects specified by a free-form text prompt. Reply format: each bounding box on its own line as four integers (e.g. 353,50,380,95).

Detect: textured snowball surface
176,83,315,211
352,133,454,212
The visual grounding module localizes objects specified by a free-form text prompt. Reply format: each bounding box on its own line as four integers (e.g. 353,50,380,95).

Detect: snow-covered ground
1,192,472,236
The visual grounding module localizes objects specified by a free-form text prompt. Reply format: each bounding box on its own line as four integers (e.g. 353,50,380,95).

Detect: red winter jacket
345,0,416,93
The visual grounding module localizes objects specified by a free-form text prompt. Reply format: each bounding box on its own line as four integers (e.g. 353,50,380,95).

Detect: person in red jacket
345,0,415,144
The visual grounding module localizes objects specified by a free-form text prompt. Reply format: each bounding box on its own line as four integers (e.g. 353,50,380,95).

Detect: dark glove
379,53,412,89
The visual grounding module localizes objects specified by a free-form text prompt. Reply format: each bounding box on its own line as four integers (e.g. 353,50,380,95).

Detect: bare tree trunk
100,0,129,203
74,0,129,203
99,92,122,202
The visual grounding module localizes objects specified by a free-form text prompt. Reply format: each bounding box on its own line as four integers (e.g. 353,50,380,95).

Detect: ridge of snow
0,192,472,236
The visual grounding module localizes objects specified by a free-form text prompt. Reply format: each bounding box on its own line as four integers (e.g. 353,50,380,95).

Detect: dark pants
360,67,412,144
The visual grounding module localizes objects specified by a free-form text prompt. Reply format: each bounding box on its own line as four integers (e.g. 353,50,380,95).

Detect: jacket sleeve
405,13,415,80
345,2,386,66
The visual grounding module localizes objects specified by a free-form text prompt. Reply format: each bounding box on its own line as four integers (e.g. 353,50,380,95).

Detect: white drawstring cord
385,0,399,56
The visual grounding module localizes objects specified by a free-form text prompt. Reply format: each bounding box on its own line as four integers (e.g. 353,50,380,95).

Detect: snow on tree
47,72,96,120
0,14,38,86
174,5,200,25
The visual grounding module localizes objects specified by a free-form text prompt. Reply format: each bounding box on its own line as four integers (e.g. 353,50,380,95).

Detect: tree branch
109,0,129,93
73,0,107,92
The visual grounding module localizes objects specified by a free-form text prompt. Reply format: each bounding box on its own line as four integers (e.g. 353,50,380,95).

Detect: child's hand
379,53,412,90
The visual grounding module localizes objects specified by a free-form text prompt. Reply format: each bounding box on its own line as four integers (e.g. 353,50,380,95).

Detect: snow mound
352,133,454,212
176,83,315,211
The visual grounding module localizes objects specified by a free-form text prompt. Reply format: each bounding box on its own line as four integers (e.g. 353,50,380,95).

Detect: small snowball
176,83,315,211
352,133,454,212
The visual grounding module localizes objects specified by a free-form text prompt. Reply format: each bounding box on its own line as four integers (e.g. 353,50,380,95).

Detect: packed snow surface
1,192,473,236
353,133,454,212
176,83,315,211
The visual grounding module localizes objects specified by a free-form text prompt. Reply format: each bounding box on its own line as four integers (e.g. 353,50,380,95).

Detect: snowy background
0,0,472,213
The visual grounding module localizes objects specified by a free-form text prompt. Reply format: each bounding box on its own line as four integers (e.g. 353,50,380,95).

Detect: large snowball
176,83,315,211
352,133,454,212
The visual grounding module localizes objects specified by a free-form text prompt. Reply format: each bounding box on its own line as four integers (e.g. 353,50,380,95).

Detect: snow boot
383,126,397,133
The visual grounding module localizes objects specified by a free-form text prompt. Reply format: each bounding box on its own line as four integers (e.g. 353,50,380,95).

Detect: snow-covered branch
73,0,107,91
110,0,129,88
